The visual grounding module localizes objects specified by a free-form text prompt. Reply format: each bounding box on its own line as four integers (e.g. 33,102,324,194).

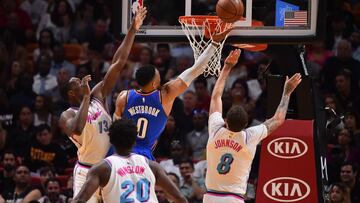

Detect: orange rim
178,15,221,26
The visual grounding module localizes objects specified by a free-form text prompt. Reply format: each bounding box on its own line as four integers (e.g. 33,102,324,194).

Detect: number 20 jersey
102,154,158,203
122,90,167,160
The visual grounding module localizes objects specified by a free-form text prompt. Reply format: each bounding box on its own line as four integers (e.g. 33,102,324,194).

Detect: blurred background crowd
0,0,360,202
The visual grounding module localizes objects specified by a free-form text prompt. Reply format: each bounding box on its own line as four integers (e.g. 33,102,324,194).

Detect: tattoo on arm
264,94,290,135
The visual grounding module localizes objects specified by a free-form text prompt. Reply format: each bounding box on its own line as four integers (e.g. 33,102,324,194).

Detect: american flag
284,11,308,26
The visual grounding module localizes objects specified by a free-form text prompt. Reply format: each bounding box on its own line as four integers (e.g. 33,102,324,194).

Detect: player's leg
203,193,245,203
73,163,99,203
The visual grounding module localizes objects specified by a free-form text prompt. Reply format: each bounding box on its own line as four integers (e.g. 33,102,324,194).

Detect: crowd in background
0,0,360,202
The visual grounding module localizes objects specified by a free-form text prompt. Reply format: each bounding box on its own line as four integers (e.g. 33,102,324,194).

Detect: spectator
33,95,56,129
154,43,177,82
0,30,27,72
8,105,36,157
320,39,360,93
155,185,170,203
128,46,154,78
324,94,345,115
334,70,359,111
186,109,208,161
9,74,37,111
325,15,352,51
194,77,210,111
167,172,181,188
329,182,351,203
0,123,7,153
32,54,58,96
0,165,42,203
0,90,13,129
340,162,360,203
50,44,76,77
160,140,187,181
154,115,184,158
20,0,48,27
24,124,67,174
5,61,24,96
85,18,113,57
33,29,56,62
349,30,360,61
38,178,68,203
230,78,251,108
50,0,75,43
0,150,16,194
344,111,360,137
52,67,71,114
179,159,206,203
177,91,197,135
307,42,334,68
38,167,55,192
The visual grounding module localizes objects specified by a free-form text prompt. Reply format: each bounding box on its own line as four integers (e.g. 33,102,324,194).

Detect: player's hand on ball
225,49,241,68
284,73,302,96
81,75,91,96
211,24,234,43
132,6,147,31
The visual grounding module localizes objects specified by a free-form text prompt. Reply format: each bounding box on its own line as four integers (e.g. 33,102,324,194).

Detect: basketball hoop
179,16,232,76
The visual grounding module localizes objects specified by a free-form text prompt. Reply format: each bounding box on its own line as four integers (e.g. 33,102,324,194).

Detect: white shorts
73,162,100,203
203,193,245,203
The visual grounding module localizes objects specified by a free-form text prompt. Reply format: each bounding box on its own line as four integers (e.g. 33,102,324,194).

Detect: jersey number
98,120,109,134
121,178,150,203
217,153,234,174
137,118,148,139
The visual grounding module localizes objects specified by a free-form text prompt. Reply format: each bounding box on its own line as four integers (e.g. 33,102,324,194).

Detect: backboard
114,0,325,44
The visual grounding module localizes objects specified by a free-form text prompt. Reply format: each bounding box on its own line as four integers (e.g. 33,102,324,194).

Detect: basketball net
179,16,232,77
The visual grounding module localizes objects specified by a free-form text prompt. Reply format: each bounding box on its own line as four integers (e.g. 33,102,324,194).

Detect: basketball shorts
73,162,100,203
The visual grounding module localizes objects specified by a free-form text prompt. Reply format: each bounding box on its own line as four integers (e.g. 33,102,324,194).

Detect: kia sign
267,137,308,159
263,177,311,202
256,120,318,203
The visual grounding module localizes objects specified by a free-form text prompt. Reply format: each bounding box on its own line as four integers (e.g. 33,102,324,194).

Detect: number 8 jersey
206,112,268,196
122,90,167,160
103,154,158,203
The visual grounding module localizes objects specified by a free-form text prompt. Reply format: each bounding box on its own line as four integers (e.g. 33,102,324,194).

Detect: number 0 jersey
206,112,268,195
68,97,112,165
122,90,167,160
102,154,158,203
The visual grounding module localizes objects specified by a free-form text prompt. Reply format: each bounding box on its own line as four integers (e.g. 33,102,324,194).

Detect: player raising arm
114,26,233,160
71,119,188,203
204,49,302,203
59,7,147,203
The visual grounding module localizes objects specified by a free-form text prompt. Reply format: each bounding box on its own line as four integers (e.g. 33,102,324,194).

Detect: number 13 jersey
122,90,167,160
103,154,158,203
206,112,268,195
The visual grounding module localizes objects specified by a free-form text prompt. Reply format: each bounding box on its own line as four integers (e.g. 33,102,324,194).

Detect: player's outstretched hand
224,49,241,68
211,24,234,43
81,75,91,96
132,6,147,31
283,73,302,96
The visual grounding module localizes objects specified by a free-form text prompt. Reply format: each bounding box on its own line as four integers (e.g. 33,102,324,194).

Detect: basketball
216,0,244,23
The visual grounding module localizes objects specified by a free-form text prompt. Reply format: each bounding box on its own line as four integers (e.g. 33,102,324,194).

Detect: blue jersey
122,89,167,160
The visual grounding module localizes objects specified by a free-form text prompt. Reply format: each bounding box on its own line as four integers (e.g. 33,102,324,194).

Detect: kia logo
263,177,310,202
267,137,308,159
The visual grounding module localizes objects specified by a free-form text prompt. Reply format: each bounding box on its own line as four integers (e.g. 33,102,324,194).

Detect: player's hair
226,105,248,132
61,79,78,101
109,119,138,151
135,65,156,87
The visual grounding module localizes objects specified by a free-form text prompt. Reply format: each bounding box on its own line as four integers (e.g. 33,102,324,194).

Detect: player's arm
92,7,147,99
149,161,188,203
71,161,111,203
263,73,302,135
161,27,233,111
113,90,128,120
59,75,91,136
209,49,241,115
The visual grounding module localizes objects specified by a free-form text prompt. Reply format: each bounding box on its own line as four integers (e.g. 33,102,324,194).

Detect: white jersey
102,154,158,203
68,97,112,165
205,112,268,195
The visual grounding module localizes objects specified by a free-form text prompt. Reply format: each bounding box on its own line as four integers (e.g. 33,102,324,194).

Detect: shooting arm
209,64,231,115
263,93,290,135
60,95,90,136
